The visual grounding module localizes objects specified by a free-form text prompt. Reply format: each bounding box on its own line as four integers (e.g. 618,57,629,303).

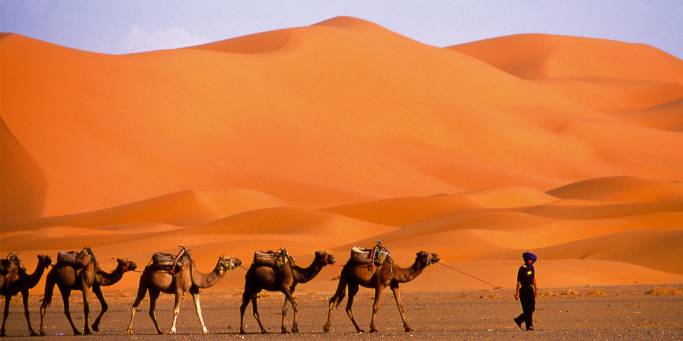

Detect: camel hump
57,247,96,268
253,249,293,268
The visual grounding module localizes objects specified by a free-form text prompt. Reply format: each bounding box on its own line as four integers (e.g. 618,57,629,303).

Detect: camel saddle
57,247,96,268
350,244,389,268
253,249,294,269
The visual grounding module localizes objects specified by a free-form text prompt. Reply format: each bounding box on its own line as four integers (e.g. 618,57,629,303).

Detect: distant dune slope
450,33,683,123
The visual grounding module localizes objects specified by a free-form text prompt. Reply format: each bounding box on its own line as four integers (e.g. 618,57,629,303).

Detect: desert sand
1,17,683,335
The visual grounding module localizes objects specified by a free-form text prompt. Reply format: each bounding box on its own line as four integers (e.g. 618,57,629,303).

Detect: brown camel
39,249,137,335
127,247,241,335
323,250,439,333
240,250,336,334
0,253,52,337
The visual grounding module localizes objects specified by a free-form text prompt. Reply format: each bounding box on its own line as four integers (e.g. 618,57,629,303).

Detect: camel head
314,251,336,266
37,254,53,268
415,251,440,268
215,256,241,274
116,258,138,273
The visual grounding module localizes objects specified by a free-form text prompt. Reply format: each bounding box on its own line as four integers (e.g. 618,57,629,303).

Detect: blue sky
1,0,682,58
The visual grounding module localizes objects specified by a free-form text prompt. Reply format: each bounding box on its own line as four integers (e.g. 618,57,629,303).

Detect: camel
240,250,336,334
0,253,52,337
127,247,241,335
39,248,137,335
323,249,439,333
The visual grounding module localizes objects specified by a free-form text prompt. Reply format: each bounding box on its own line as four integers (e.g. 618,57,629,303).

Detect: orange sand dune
322,194,479,226
617,98,683,131
2,17,683,290
178,206,396,247
547,176,683,202
528,230,683,274
450,33,683,83
0,189,286,231
460,186,558,208
4,18,683,218
451,34,683,116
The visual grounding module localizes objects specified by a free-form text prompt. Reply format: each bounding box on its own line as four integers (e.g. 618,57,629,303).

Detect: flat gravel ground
2,286,682,340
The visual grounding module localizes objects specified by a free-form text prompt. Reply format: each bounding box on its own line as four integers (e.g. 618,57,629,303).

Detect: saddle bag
57,251,79,266
253,249,292,268
152,252,177,267
350,247,372,264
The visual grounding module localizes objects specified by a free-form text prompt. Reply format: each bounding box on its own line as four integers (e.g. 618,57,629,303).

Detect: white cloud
116,25,208,53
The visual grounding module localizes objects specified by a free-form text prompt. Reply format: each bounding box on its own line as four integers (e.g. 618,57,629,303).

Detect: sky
1,0,682,58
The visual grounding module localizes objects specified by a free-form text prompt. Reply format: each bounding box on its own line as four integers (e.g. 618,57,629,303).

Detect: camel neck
96,264,125,286
293,260,324,284
22,261,49,289
390,259,425,284
190,260,224,289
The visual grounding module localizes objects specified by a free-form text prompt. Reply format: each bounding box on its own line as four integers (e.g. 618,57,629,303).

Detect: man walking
514,251,537,330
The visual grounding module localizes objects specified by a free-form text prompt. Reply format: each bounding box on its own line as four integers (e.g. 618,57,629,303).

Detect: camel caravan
0,242,439,336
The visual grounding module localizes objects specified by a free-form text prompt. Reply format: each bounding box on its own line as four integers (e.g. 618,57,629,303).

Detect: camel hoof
0,332,6,337
92,324,99,332
202,329,210,335
157,330,163,335
369,328,378,333
281,327,289,334
292,327,299,334
126,329,133,335
72,330,81,336
322,325,330,333
29,331,39,337
83,330,92,336
39,331,46,337
260,329,268,334
404,327,414,332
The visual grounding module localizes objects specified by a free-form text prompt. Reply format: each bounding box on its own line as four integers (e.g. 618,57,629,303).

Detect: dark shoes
513,318,523,329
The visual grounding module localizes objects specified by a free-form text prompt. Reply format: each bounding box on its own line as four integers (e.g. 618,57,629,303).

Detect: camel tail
41,269,57,308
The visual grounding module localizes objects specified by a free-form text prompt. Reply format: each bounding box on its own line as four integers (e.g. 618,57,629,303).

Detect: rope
438,262,501,289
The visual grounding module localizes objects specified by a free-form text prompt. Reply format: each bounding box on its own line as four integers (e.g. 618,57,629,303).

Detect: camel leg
251,296,267,334
81,286,93,335
0,295,10,337
280,298,288,334
169,292,182,334
127,274,148,334
59,287,80,335
392,287,412,332
148,289,162,335
282,289,299,333
324,271,348,333
91,285,108,332
239,291,253,334
369,286,384,333
191,293,209,334
21,289,37,336
345,283,364,333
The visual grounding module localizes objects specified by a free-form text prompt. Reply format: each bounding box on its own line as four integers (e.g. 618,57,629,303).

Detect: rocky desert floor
2,285,682,340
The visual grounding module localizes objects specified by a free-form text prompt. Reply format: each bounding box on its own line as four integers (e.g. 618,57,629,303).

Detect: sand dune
322,194,480,226
450,33,683,83
529,230,683,274
4,19,683,217
0,189,286,231
1,17,683,290
548,176,683,202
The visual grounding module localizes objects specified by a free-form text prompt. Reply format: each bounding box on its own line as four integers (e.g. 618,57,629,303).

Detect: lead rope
438,261,501,289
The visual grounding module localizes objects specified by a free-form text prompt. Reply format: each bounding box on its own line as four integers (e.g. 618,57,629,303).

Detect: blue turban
522,252,537,265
